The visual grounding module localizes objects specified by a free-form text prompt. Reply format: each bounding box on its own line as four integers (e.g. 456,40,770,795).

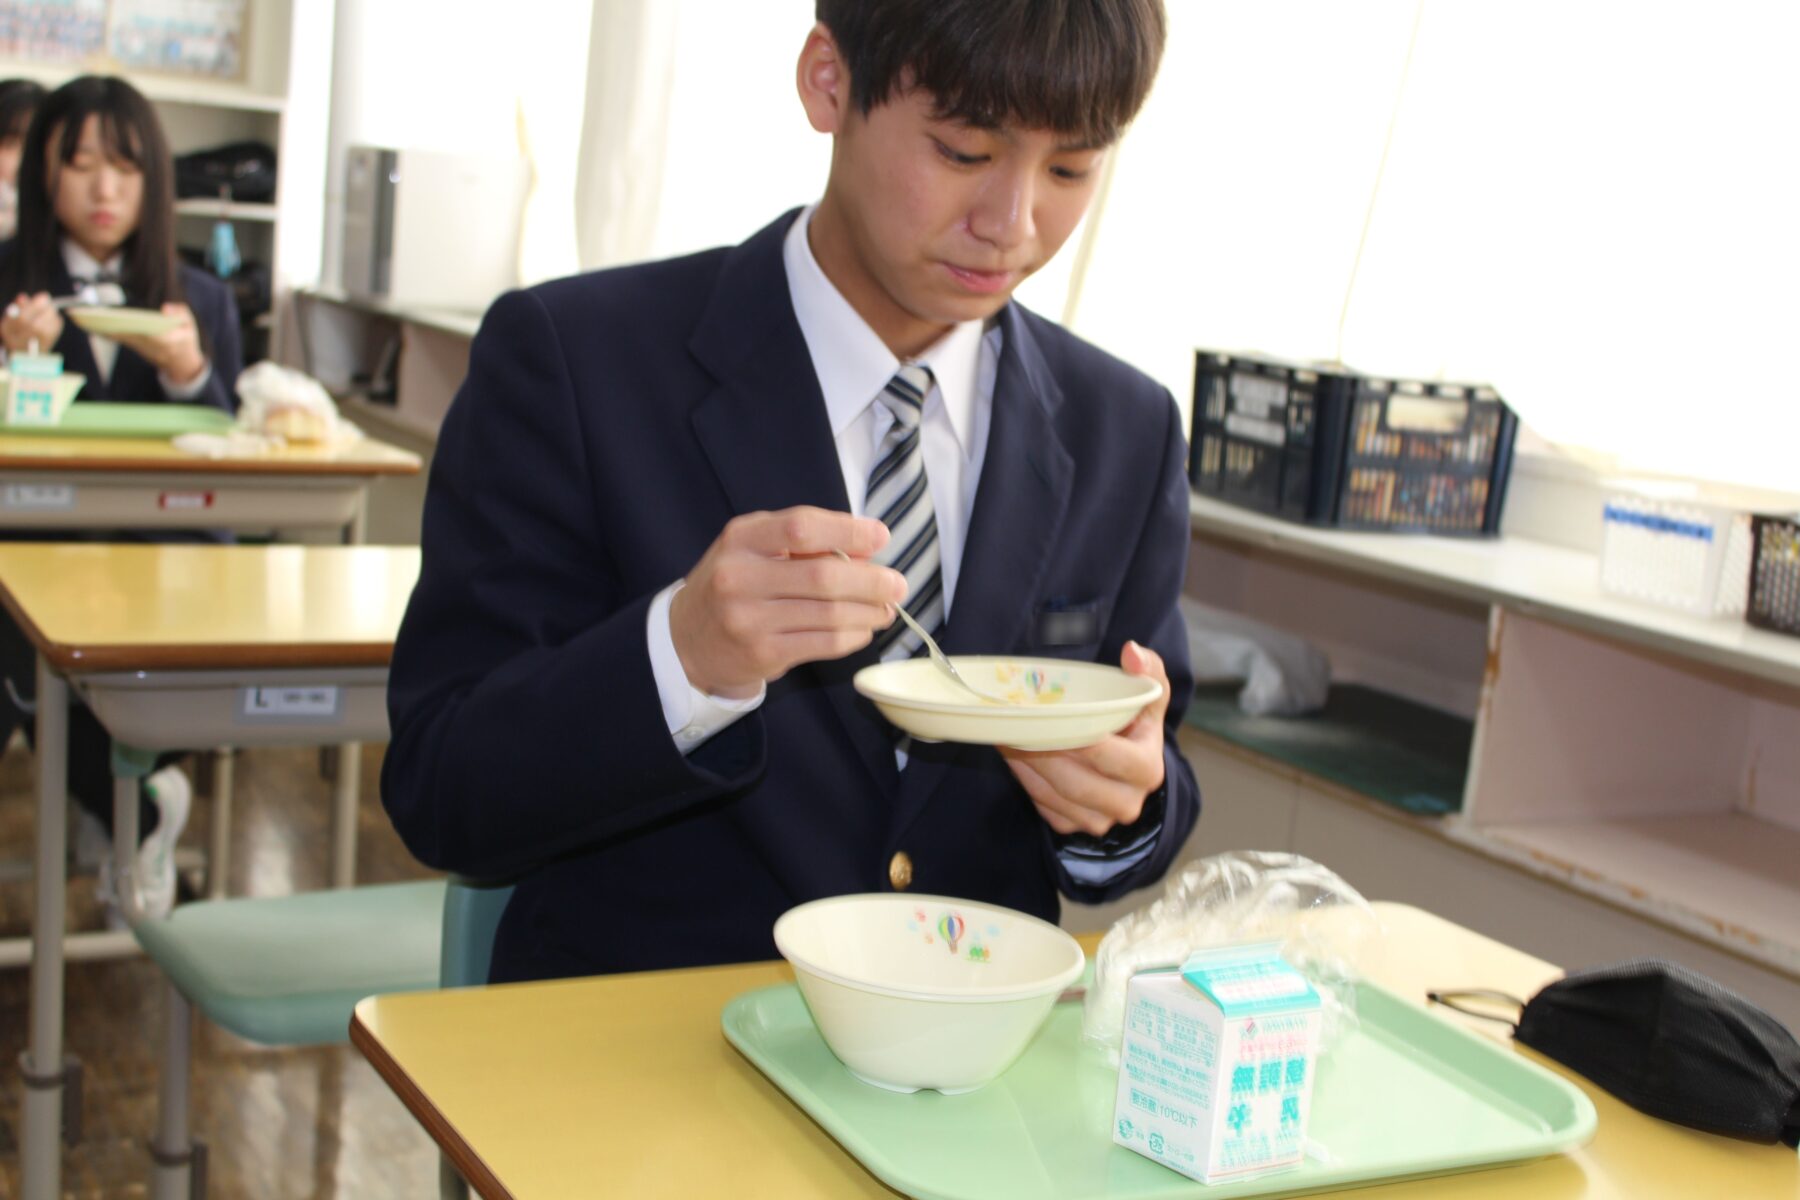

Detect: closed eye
932,138,988,167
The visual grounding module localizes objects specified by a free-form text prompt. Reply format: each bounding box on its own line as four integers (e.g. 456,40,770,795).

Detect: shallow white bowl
66,306,183,338
852,655,1162,750
773,893,1085,1094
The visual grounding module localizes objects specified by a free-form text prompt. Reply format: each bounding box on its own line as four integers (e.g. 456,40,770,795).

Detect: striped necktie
867,364,943,660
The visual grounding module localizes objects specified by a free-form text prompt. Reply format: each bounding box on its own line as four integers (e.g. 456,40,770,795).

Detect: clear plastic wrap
1082,850,1380,1067
232,361,357,445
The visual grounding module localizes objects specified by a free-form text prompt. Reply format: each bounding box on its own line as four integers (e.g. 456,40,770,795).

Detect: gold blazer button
888,851,914,891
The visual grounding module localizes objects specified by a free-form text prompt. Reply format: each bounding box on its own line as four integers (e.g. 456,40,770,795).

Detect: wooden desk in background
352,903,1800,1199
0,543,419,1200
0,429,420,539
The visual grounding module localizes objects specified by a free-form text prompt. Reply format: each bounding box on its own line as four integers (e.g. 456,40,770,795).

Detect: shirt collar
61,238,122,283
782,205,985,457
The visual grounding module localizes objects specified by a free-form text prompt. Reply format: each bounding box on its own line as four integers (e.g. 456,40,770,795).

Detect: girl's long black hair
0,78,45,143
0,75,183,307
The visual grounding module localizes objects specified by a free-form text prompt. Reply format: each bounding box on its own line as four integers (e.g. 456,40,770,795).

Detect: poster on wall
0,0,247,80
107,0,247,80
0,0,108,62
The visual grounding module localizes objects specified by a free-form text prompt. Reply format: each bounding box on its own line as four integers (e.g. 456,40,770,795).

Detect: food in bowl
773,892,1085,1094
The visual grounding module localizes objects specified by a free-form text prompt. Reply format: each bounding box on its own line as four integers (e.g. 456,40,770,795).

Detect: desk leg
332,493,369,887
20,658,70,1200
208,747,234,900
332,741,361,889
345,491,368,546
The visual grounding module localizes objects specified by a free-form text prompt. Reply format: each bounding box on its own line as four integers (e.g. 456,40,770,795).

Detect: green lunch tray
722,981,1596,1200
4,401,236,439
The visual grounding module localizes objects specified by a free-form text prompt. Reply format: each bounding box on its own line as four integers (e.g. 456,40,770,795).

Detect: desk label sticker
1,483,75,510
158,490,215,511
240,686,342,721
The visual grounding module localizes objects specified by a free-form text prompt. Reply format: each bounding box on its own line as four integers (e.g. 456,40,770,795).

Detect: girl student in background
0,78,46,239
0,74,240,414
0,76,247,921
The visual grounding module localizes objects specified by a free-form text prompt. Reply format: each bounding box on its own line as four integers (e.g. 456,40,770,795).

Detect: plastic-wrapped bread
233,361,344,444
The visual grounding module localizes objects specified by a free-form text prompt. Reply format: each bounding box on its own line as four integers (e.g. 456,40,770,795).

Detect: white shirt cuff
159,360,213,400
647,580,765,754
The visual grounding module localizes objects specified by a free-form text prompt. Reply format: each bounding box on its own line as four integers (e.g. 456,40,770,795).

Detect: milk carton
4,351,81,427
1112,943,1321,1184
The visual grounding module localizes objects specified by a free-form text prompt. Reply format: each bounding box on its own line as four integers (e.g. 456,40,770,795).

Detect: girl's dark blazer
382,210,1204,984
0,245,242,414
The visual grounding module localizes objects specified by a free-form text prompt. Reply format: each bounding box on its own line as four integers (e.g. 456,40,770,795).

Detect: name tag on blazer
1033,600,1102,648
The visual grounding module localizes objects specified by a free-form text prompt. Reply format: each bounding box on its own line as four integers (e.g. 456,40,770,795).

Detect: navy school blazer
382,210,1202,982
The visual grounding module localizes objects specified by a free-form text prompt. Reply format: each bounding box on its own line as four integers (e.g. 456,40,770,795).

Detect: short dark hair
816,0,1166,146
0,78,45,143
1,75,184,309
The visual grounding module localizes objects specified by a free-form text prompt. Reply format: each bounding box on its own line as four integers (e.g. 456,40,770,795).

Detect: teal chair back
438,876,516,1200
440,876,516,988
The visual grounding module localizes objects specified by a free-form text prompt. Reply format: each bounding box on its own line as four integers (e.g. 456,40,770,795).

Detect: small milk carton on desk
1112,943,1322,1184
3,350,83,427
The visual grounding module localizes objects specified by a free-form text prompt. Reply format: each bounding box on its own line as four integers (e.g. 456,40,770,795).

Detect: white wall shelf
1182,494,1800,988
1189,493,1800,692
1450,813,1800,976
175,199,278,222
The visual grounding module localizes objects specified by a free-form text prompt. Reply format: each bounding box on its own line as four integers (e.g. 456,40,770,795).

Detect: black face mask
1431,959,1800,1147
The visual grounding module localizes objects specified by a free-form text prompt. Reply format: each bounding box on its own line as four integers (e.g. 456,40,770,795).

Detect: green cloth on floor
1183,683,1472,815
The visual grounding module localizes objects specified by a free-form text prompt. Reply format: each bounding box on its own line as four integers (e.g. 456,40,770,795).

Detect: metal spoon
3,289,121,319
831,549,1011,705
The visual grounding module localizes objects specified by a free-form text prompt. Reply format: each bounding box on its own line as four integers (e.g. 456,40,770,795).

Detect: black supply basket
1188,350,1519,536
1748,514,1800,638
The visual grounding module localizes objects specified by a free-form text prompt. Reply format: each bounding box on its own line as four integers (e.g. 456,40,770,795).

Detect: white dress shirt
61,239,212,399
647,205,1000,750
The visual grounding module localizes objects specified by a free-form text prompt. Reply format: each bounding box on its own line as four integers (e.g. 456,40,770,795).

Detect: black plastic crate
1748,514,1800,638
1188,350,1518,536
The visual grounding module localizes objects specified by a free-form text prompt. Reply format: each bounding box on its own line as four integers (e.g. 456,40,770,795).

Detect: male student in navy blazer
383,0,1203,983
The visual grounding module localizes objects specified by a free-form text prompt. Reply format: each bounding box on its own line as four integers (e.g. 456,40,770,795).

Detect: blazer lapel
687,212,899,798
890,304,1075,839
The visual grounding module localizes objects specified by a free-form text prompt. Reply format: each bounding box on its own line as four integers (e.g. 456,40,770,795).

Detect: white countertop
1189,492,1800,691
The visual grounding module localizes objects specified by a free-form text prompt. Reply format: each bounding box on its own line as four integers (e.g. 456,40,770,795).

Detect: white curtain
575,0,825,269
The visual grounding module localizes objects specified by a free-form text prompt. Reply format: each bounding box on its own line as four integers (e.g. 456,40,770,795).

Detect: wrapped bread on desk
1084,850,1379,1066
234,361,355,444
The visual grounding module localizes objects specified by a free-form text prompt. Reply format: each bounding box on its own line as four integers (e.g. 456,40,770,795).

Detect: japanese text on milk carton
1112,943,1321,1184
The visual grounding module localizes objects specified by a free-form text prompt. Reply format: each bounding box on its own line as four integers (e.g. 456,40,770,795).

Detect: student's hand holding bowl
999,639,1170,839
112,302,206,385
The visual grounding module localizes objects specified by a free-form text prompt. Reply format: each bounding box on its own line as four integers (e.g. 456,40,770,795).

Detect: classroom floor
0,739,445,1199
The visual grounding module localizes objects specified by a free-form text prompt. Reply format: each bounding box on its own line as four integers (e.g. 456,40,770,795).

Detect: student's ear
796,22,850,135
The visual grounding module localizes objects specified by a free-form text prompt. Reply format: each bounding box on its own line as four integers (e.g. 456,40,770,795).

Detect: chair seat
133,879,446,1046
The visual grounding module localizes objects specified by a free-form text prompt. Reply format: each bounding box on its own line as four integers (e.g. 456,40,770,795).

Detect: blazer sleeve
1047,389,1202,904
172,268,242,413
381,287,765,880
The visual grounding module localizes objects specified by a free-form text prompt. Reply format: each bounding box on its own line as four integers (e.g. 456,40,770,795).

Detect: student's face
802,35,1107,357
50,116,144,261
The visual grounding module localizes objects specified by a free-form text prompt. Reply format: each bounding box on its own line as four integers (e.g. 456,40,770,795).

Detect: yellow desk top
0,431,421,476
0,543,418,671
351,903,1800,1200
